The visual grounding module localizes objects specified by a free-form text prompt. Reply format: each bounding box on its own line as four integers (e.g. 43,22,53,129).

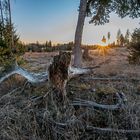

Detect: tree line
101,29,130,47
0,0,140,71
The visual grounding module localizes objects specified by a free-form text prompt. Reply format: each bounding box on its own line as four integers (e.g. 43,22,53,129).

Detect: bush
128,42,140,64
0,39,15,72
128,28,140,64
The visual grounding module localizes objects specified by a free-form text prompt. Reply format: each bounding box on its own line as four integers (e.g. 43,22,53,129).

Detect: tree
124,29,130,45
128,28,140,64
73,0,140,67
101,35,106,44
107,32,111,43
119,34,125,46
116,29,121,45
131,28,140,44
48,40,52,47
0,0,22,71
73,0,87,67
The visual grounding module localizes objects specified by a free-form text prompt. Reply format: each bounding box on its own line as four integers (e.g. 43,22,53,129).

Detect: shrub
128,28,140,64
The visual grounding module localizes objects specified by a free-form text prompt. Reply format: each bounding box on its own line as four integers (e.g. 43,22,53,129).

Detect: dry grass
0,47,140,139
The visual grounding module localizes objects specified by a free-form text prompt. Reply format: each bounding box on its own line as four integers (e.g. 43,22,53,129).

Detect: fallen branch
86,125,140,136
68,66,97,79
81,77,140,82
48,119,140,137
0,65,48,84
0,64,96,85
70,92,127,111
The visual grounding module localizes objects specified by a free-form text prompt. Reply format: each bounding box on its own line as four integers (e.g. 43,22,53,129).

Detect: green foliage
0,39,14,71
113,0,140,18
55,42,74,51
87,0,112,25
124,29,130,45
25,41,74,52
86,0,140,25
107,32,111,40
128,28,140,64
0,1,25,72
119,34,125,46
0,24,25,72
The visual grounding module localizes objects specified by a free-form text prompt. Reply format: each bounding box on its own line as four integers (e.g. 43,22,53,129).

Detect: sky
11,0,140,45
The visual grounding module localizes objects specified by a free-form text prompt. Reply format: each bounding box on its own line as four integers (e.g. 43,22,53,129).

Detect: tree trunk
73,0,87,68
0,0,4,37
8,0,14,49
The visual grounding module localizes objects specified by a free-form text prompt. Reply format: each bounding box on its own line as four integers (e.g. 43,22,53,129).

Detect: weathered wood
0,65,48,84
70,92,127,111
48,119,140,137
81,77,140,82
0,64,95,85
86,126,140,136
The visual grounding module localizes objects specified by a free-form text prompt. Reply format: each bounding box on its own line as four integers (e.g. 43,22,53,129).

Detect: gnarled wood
70,92,127,110
48,119,140,137
0,65,48,84
0,64,95,85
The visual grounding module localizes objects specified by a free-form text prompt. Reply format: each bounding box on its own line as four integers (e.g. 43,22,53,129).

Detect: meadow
0,46,140,140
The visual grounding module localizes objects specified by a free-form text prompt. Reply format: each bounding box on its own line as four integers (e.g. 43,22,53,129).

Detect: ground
0,47,140,140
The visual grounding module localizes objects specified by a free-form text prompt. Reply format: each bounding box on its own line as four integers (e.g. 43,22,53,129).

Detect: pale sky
11,0,140,45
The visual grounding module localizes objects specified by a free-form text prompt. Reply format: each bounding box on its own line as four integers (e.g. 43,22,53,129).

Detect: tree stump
48,51,71,101
83,48,92,61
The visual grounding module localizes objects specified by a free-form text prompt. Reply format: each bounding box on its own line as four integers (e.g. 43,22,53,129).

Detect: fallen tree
0,63,96,85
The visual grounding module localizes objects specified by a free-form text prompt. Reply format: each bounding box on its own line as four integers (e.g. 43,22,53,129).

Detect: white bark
0,65,48,84
49,119,140,137
0,65,94,85
71,92,127,110
73,0,87,67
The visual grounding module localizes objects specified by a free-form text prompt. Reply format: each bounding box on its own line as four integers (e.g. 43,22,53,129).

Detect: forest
0,0,140,140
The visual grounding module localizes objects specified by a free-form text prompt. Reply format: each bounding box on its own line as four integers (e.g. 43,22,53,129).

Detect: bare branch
86,126,140,136
81,77,140,82
70,92,127,111
47,119,140,137
0,65,48,84
0,65,96,85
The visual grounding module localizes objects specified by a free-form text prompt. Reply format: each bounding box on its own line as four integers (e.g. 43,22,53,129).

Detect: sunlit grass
97,43,109,56
98,42,108,47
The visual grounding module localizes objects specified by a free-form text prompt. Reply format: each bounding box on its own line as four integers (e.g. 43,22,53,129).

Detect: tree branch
47,119,140,137
0,65,48,84
0,65,96,85
86,126,140,136
70,92,127,111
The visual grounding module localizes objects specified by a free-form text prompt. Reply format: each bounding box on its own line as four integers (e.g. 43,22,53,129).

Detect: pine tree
0,0,23,71
128,28,140,64
107,32,111,43
116,29,121,46
101,35,106,44
125,29,130,45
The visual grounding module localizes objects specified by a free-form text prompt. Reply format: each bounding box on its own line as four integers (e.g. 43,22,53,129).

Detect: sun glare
97,43,109,56
97,42,108,47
